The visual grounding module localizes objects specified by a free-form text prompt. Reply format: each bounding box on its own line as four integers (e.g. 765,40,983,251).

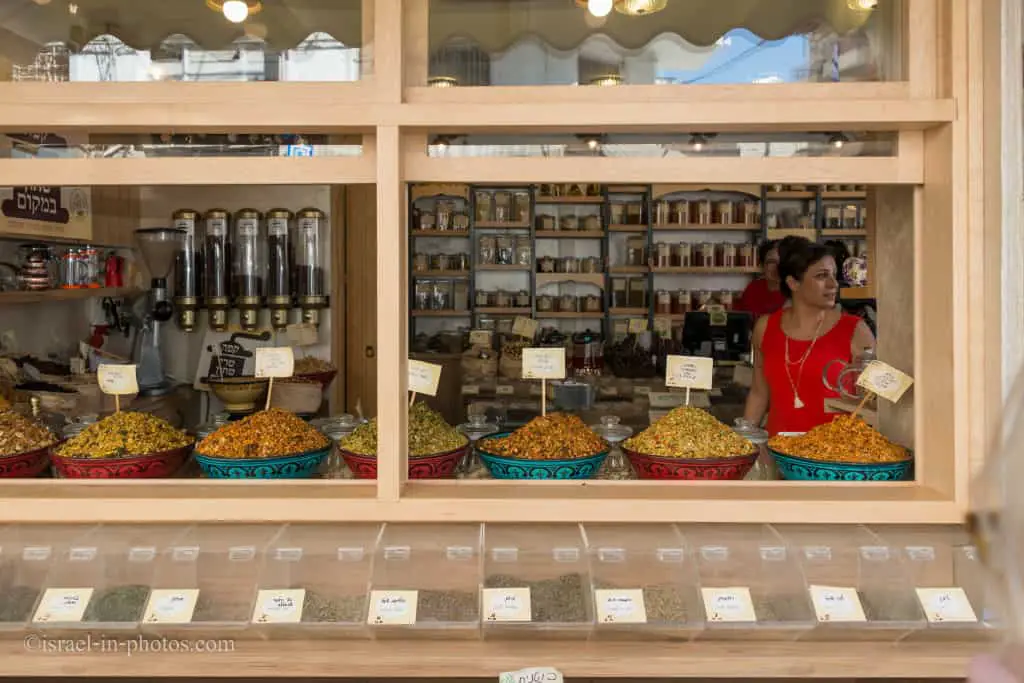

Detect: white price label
702,587,757,622
512,317,538,340
254,347,295,378
915,587,977,623
628,318,648,334
469,330,492,346
32,588,94,623
496,384,514,396
238,219,258,237
595,589,647,624
143,589,199,624
408,360,442,396
268,218,289,237
207,218,227,237
286,324,319,347
97,363,139,395
252,589,305,624
368,590,418,625
856,360,914,403
521,348,566,380
482,587,531,622
809,585,867,623
499,667,564,683
665,355,714,390
653,317,672,339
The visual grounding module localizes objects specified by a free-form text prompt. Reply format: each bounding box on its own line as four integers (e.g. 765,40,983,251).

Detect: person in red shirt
736,240,786,319
743,237,875,436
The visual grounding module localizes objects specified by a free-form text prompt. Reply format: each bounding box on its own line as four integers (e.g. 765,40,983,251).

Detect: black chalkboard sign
1,186,69,224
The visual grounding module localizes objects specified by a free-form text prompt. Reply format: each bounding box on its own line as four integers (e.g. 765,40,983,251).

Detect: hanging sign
665,355,714,390
97,363,139,395
701,587,757,622
808,585,867,623
408,360,443,397
856,361,914,403
252,589,306,624
512,317,539,340
143,589,200,624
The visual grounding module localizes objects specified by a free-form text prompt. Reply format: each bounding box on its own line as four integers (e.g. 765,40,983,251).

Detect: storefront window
427,0,903,86
0,0,363,83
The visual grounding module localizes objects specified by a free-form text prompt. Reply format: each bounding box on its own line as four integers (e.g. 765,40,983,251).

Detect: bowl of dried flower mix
0,410,57,477
194,408,332,479
622,407,760,480
767,416,913,481
475,413,610,479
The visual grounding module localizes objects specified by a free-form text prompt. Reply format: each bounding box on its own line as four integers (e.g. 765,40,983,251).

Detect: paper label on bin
595,589,647,624
665,355,714,390
702,587,757,622
915,587,977,623
809,585,866,623
462,385,479,396
143,589,199,624
469,330,492,346
482,587,531,622
653,317,672,339
32,588,94,623
286,323,319,347
368,590,418,625
254,347,294,378
499,667,564,683
628,318,648,334
856,360,914,403
253,589,305,624
522,348,566,380
97,363,139,395
512,317,538,340
496,384,514,396
408,360,442,396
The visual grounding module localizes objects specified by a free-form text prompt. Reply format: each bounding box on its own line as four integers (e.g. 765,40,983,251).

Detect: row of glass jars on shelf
535,214,602,232
653,289,741,314
475,190,530,225
413,280,470,311
414,199,470,232
536,293,603,313
536,255,603,274
651,198,760,226
412,252,471,272
474,289,531,309
823,204,867,230
479,235,531,266
625,238,758,269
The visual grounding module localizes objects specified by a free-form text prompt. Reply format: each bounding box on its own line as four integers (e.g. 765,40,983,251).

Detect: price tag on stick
809,585,867,623
851,360,914,420
522,348,566,416
97,363,138,413
254,347,295,410
408,359,442,406
143,589,200,624
665,355,714,406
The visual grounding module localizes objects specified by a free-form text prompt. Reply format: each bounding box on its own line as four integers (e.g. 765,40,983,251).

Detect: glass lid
590,415,632,443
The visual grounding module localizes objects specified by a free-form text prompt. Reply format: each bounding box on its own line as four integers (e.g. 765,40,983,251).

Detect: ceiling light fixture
689,133,709,152
428,76,458,88
589,74,622,86
587,0,613,17
206,0,263,24
847,0,878,10
575,0,667,17
828,132,849,149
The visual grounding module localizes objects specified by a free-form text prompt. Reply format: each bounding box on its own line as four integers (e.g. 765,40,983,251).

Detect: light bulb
693,141,704,152
848,0,878,9
588,0,613,16
222,0,249,23
587,138,600,150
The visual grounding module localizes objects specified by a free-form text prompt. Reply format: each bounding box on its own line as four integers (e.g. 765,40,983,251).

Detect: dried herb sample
84,585,150,623
340,402,466,457
56,412,192,459
294,357,336,375
0,585,40,622
0,411,57,456
301,590,365,623
482,413,606,461
624,406,755,459
191,595,253,623
768,416,910,463
197,408,329,459
486,573,587,623
416,590,478,622
593,581,691,623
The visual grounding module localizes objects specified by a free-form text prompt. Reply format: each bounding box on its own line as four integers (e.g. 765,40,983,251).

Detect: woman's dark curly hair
777,236,835,298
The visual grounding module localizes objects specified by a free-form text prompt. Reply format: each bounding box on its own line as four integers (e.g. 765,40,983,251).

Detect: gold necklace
783,312,825,410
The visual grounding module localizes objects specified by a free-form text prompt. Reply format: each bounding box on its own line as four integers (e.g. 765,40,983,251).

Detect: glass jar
558,294,578,312
609,204,625,225
673,243,692,268
695,200,712,225
494,289,512,308
655,242,671,268
743,200,760,225
717,243,737,268
418,212,436,231
436,200,454,231
478,235,496,265
559,215,579,231
195,412,231,440
537,294,554,312
515,290,531,308
413,252,429,272
456,413,500,478
313,413,367,479
673,289,691,314
582,215,601,232
672,201,691,225
452,213,470,232
475,289,492,307
626,238,646,267
655,289,672,314
693,289,713,310
432,281,452,310
431,253,451,271
738,243,756,268
62,414,98,440
626,203,643,225
513,192,530,224
698,242,716,268
733,418,774,481
560,257,580,274
494,192,512,223
496,236,515,265
592,416,634,480
453,252,470,271
654,201,670,225
475,191,494,223
538,255,556,273
612,279,628,308
415,281,431,310
583,294,602,312
536,214,556,231
628,279,648,308
719,290,735,310
581,257,602,274
714,201,734,225
515,237,532,266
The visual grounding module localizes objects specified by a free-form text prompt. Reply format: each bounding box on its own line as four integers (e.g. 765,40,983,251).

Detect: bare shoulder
752,314,770,345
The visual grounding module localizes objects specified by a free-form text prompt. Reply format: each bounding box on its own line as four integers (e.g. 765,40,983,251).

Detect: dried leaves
198,408,329,459
56,411,191,459
340,402,466,457
625,406,755,459
768,415,910,464
484,413,606,461
0,410,56,456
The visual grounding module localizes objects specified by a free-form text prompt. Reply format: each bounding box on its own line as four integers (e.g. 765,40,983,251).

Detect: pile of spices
83,585,150,622
486,573,587,622
301,590,365,623
624,406,755,459
483,413,606,461
593,582,692,624
56,412,192,459
339,402,467,458
0,585,40,622
417,590,478,622
197,408,329,459
191,596,253,623
768,415,910,463
0,410,57,456
294,357,335,375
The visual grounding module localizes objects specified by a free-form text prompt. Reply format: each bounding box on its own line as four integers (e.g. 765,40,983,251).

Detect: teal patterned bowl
768,447,914,482
476,432,609,480
194,446,331,479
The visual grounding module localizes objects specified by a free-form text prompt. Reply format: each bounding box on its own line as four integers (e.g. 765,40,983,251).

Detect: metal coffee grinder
133,227,185,396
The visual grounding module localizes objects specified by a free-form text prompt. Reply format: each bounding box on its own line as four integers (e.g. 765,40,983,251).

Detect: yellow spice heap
768,415,910,464
484,413,606,461
624,406,755,459
57,411,192,459
198,408,329,459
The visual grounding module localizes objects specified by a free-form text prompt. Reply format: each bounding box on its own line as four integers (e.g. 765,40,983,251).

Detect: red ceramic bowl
293,370,337,391
51,443,193,479
0,444,53,478
623,447,758,481
339,444,467,480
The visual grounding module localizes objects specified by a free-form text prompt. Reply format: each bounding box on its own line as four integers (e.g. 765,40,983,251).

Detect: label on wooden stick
522,348,566,380
512,317,538,340
665,355,714,390
856,360,914,403
97,363,138,395
254,347,295,378
408,359,442,396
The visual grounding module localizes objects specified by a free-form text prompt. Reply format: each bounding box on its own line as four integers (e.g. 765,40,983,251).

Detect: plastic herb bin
482,523,594,640
773,524,926,642
681,524,815,642
0,524,95,638
867,525,998,642
141,524,284,639
250,523,381,640
583,523,704,642
367,523,481,640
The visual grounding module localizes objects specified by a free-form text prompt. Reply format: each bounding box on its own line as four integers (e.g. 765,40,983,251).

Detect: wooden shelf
610,307,649,316
766,228,817,240
653,223,760,231
537,311,605,319
0,287,139,305
475,307,531,315
609,266,649,274
412,270,469,278
535,196,604,204
608,224,648,233
535,230,605,239
475,264,531,272
651,267,760,275
821,191,868,200
473,221,531,230
411,310,471,317
536,273,605,288
410,230,471,238
840,285,875,300
766,191,816,200
822,229,868,237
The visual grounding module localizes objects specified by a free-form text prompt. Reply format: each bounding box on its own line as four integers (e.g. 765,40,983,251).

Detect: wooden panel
346,184,378,419
403,0,429,89
651,184,761,199
409,183,470,202
907,0,940,97
330,186,347,413
91,186,139,247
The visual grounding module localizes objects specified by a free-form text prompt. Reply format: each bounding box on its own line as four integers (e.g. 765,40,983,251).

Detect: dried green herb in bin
0,585,39,622
486,573,587,623
84,585,150,622
191,596,253,623
593,581,691,623
417,590,478,623
340,402,466,457
301,590,365,623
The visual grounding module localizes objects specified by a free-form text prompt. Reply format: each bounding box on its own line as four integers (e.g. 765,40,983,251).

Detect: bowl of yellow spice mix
0,410,58,477
622,406,759,480
195,408,332,479
52,411,194,478
475,413,610,479
767,415,913,481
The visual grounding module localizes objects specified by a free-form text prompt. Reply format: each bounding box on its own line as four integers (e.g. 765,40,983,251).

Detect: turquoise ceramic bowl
194,446,331,479
768,447,914,482
476,432,609,480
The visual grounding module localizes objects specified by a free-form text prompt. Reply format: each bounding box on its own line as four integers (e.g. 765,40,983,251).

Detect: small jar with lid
717,243,737,268
494,192,512,223
560,257,580,274
515,290,530,308
693,289,713,310
698,242,716,268
559,215,579,232
456,413,501,477
453,252,470,271
583,294,602,312
494,289,512,308
719,290,735,310
415,282,432,310
582,215,601,232
452,213,470,232
418,212,436,231
538,255,556,273
695,200,713,225
413,253,429,272
629,279,648,308
654,201,670,225
655,289,672,315
475,289,492,308
431,253,452,271
655,242,671,268
738,243,756,268
536,214,556,231
612,279,628,308
432,281,452,310
436,200,454,231
513,192,530,224
475,191,494,223
515,237,532,266
558,294,578,312
591,416,635,480
496,235,515,265
626,203,643,225
609,204,626,225
626,237,646,267
672,200,691,225
581,256,602,274
673,242,692,268
478,235,496,265
672,289,691,314
714,201,734,225
742,200,760,225
537,294,554,312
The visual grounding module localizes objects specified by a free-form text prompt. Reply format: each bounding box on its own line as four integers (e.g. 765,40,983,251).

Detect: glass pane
427,0,902,86
2,133,363,159
0,0,362,82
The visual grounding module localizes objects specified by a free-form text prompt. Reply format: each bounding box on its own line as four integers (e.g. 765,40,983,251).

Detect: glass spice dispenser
171,208,202,333
456,412,499,478
232,208,265,331
266,208,293,331
203,209,231,332
295,208,328,326
591,415,634,480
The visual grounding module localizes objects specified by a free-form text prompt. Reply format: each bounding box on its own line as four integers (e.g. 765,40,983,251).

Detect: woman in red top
743,237,875,435
736,240,786,319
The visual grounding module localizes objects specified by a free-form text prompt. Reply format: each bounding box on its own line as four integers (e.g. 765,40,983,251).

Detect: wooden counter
2,639,985,679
